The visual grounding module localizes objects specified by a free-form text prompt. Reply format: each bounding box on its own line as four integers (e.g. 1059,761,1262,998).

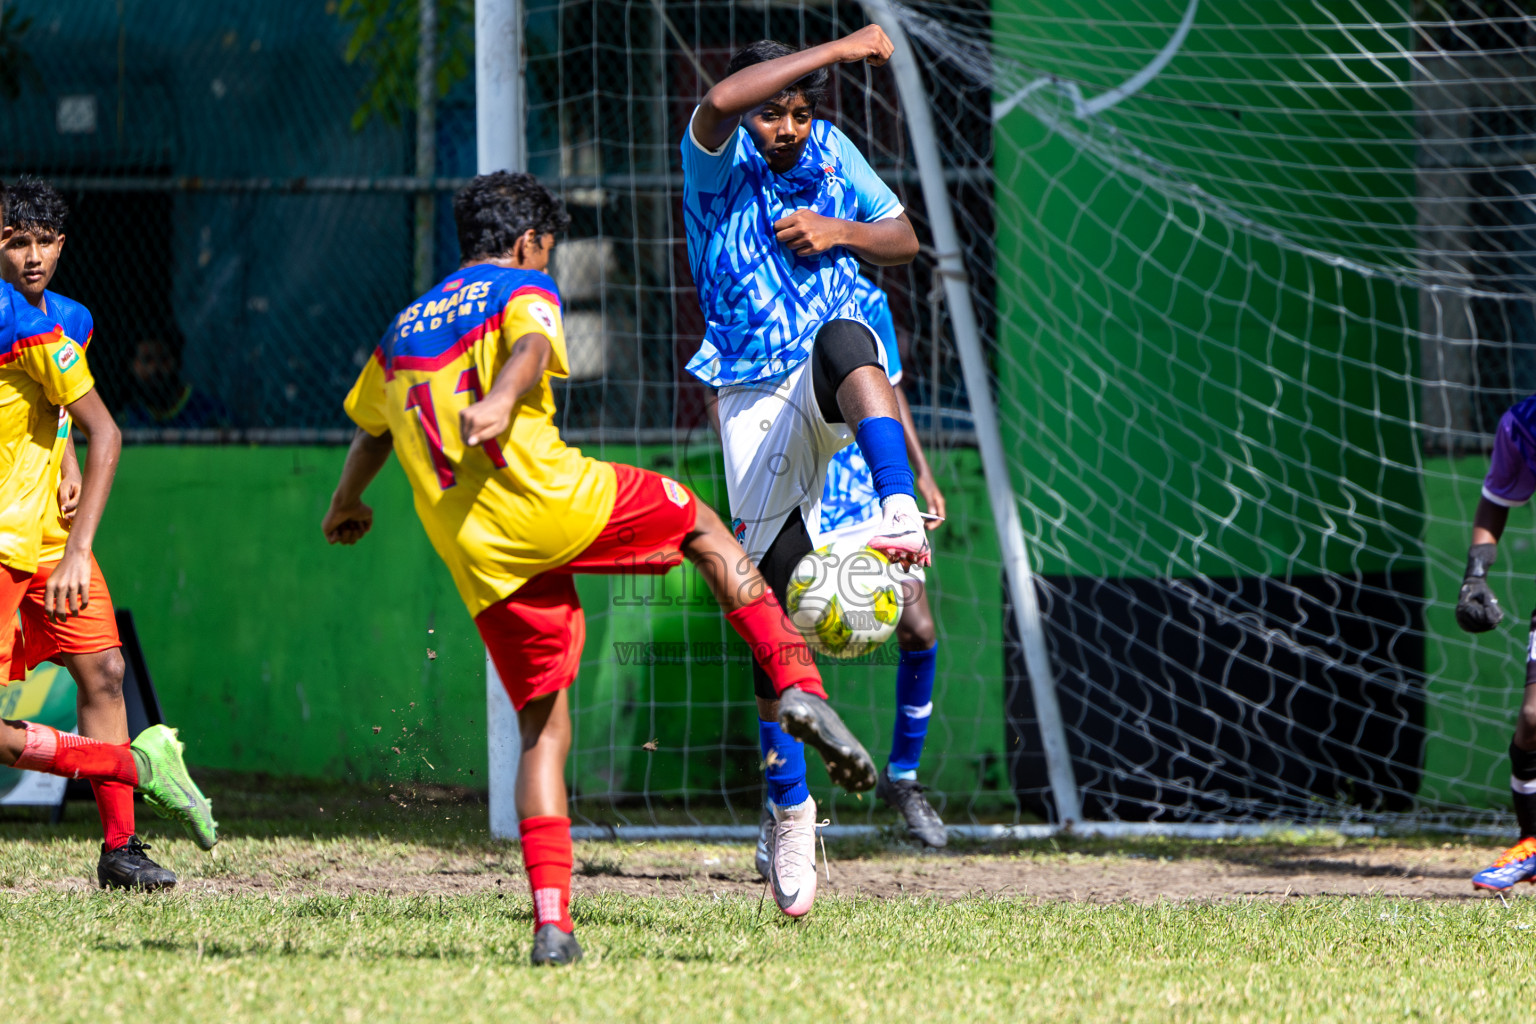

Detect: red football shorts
6,555,122,683
476,463,696,710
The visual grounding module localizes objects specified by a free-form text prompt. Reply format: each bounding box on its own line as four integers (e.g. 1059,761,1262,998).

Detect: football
784,537,904,658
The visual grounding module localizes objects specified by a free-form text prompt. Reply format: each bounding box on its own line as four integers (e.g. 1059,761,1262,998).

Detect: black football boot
776,688,877,792
530,923,584,966
98,835,178,890
876,771,948,848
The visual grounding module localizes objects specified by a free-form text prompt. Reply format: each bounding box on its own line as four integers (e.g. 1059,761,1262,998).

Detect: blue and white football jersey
818,276,902,536
681,114,904,388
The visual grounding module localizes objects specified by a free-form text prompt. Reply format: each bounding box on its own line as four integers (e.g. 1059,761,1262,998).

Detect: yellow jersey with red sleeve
344,265,617,617
37,290,96,564
0,281,94,575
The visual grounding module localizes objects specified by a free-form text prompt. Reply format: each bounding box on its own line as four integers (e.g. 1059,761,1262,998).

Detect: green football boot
131,725,218,850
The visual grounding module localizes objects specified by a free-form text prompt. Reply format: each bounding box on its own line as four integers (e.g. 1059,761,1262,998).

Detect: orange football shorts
7,554,121,683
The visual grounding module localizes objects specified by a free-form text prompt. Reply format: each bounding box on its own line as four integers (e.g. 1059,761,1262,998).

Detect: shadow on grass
90,937,513,963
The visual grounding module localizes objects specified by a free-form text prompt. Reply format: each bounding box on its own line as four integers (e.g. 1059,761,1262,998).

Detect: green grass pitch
0,776,1530,1023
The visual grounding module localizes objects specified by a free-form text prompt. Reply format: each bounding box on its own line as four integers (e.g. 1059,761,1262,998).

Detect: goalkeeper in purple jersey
1455,394,1536,890
682,27,925,917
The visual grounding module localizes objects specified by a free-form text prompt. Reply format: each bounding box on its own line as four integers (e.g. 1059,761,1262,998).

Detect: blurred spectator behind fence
117,326,232,431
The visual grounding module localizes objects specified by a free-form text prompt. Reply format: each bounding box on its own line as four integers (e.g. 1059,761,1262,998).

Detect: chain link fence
0,0,982,445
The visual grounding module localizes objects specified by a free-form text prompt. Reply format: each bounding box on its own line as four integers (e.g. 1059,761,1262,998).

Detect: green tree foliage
335,0,473,131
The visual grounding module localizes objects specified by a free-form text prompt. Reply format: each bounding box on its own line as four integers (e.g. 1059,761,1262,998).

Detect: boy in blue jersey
682,28,925,916
0,179,205,887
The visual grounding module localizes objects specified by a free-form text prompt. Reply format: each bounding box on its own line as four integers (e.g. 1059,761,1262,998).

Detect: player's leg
687,502,878,787
1514,681,1536,837
810,320,928,567
21,557,214,863
516,689,583,966
1474,625,1536,891
44,563,142,871
6,700,222,855
563,461,877,794
0,717,138,780
690,507,831,917
69,647,177,888
707,361,879,914
0,566,137,788
476,574,584,965
875,577,946,847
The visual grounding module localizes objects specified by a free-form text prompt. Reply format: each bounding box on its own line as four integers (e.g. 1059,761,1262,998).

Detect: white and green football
784,537,903,659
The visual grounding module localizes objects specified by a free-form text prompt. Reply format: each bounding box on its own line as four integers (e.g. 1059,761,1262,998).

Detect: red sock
519,815,574,933
13,723,138,787
91,775,136,851
725,591,829,699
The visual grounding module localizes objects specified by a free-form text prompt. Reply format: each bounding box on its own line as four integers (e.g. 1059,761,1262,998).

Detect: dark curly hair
453,171,571,263
1,176,68,235
727,40,830,110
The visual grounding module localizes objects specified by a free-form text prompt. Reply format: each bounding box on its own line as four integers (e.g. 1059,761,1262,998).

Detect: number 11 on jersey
403,370,509,491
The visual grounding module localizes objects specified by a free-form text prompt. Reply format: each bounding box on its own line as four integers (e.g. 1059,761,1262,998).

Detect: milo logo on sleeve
53,341,80,373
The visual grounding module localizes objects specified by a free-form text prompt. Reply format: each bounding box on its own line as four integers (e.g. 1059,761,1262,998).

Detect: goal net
534,0,1536,834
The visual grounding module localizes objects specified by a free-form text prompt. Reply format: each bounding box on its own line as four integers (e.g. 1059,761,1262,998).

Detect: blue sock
889,643,938,777
759,719,810,808
855,416,914,501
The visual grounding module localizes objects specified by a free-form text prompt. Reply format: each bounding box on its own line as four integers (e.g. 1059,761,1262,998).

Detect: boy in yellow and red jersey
0,178,196,889
0,182,216,876
323,172,877,963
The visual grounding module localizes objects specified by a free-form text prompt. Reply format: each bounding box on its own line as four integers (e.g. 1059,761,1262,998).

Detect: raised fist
838,25,894,67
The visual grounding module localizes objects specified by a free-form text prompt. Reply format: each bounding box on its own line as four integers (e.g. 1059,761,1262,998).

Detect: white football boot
866,493,932,569
769,797,819,918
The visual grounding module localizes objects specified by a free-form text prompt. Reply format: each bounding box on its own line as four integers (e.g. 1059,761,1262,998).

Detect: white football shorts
715,327,889,564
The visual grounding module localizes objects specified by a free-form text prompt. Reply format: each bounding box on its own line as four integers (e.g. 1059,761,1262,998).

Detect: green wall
992,0,1422,581
96,447,484,784
93,445,1008,803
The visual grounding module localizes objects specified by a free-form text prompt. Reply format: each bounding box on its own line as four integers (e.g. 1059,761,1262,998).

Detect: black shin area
750,509,814,701
1512,741,1536,838
810,319,882,424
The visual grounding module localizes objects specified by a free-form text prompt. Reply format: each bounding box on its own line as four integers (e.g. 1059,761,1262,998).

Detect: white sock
881,493,920,521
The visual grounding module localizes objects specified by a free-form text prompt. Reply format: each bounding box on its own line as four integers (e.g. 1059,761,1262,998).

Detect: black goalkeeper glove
1455,543,1504,634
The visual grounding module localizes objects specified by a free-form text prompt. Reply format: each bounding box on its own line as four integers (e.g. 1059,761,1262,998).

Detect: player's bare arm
323,428,393,545
692,25,893,152
57,432,82,518
461,332,552,446
893,384,944,529
773,210,918,265
1456,496,1510,633
47,389,121,622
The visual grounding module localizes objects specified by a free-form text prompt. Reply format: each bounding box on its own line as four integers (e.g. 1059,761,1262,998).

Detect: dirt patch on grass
562,842,1506,903
816,845,1494,902
19,839,1515,903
